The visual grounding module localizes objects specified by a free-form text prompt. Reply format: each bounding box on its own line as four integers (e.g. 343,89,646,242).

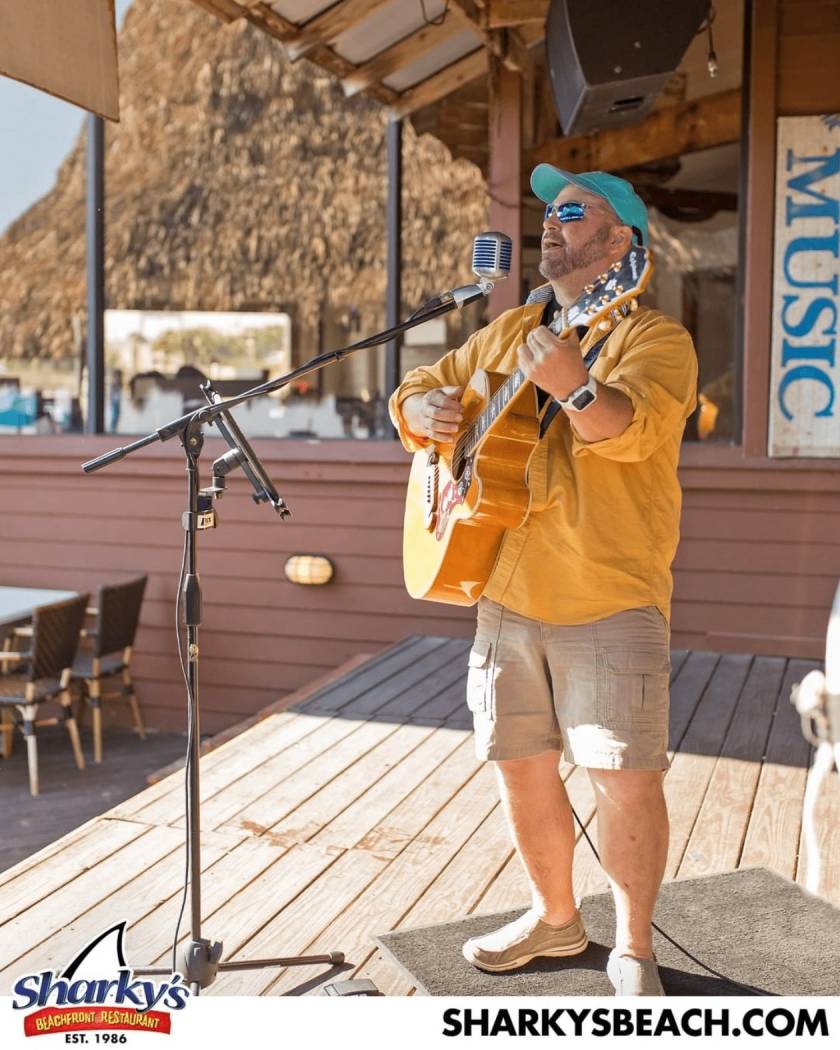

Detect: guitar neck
456,315,584,460
457,368,529,460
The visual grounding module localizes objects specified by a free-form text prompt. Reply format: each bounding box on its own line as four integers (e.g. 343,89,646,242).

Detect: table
0,586,80,629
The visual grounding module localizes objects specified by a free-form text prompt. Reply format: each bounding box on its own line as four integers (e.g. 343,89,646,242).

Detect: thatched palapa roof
0,0,489,361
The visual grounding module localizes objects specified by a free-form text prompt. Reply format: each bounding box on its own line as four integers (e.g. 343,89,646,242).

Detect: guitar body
403,369,541,605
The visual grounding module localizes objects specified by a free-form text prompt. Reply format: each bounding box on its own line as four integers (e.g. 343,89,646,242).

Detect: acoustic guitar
402,246,653,605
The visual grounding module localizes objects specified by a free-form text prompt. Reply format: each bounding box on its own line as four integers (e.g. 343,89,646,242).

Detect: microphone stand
81,279,497,995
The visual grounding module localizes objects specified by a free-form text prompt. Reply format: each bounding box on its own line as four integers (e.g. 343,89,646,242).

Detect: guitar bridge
423,451,439,531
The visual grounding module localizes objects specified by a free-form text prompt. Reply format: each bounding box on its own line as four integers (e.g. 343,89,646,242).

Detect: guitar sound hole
451,453,464,481
452,456,472,488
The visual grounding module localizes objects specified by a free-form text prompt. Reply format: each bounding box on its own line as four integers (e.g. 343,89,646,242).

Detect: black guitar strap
534,293,611,439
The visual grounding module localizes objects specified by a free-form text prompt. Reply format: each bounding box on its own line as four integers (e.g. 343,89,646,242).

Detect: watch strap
538,332,610,439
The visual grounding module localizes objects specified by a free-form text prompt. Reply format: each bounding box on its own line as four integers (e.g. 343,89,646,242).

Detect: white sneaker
606,948,665,996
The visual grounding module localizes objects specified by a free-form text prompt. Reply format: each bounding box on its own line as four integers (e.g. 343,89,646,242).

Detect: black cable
170,513,194,978
569,802,768,995
419,0,450,28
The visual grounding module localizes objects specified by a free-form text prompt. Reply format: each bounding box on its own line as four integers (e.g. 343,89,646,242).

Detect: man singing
388,166,698,996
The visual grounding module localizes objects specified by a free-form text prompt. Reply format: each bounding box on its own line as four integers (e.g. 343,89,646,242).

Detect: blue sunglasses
544,201,590,222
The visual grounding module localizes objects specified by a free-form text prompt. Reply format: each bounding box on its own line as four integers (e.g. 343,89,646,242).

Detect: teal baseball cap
531,164,649,246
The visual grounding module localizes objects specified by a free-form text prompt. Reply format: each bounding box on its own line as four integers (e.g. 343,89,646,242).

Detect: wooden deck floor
0,635,835,997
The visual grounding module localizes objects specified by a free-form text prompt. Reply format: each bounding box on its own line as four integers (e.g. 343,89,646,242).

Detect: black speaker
545,0,710,136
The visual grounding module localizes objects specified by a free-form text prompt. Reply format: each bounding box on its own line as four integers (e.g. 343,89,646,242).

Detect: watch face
571,388,596,411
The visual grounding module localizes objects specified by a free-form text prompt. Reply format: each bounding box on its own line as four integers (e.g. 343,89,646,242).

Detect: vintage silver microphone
472,231,514,284
413,232,513,314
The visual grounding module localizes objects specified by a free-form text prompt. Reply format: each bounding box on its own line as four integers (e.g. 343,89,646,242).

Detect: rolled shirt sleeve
570,316,698,463
387,322,496,453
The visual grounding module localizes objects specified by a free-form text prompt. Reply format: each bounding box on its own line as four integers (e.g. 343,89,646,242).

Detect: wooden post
86,114,106,435
741,0,778,458
488,61,522,319
384,117,402,424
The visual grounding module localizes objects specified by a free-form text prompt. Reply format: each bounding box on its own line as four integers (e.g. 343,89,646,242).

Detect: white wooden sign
769,115,840,457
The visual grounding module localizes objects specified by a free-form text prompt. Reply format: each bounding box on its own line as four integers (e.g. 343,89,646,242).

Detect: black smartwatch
558,376,598,413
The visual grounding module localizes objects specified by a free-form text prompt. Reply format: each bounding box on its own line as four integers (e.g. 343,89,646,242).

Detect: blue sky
0,0,133,234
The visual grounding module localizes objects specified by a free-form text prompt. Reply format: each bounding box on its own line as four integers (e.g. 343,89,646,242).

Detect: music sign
769,115,840,457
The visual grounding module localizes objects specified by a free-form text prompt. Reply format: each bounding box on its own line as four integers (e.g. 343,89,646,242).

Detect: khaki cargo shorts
466,597,671,770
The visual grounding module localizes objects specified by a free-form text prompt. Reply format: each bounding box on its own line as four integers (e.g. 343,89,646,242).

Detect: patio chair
72,575,148,763
0,594,89,796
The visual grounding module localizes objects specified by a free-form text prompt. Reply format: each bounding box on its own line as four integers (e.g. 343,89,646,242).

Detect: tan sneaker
463,909,588,972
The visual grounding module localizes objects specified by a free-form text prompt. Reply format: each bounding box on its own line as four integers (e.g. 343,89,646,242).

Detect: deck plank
217,718,415,837
0,824,184,976
663,653,753,878
3,828,244,983
189,848,389,995
176,713,369,831
741,659,815,882
355,802,512,996
0,818,148,928
311,725,468,852
109,710,315,820
667,649,721,751
678,656,786,879
263,762,499,995
2,635,837,999
261,721,442,847
355,735,482,860
126,837,328,971
299,636,454,716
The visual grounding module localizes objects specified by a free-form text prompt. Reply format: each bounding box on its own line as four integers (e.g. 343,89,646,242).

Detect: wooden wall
777,0,840,115
0,435,837,735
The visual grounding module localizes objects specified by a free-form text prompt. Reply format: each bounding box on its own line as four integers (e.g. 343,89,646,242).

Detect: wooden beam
341,18,463,98
389,48,488,119
283,0,394,61
637,185,739,216
239,2,398,106
449,0,532,75
528,89,742,173
485,0,548,29
188,0,247,22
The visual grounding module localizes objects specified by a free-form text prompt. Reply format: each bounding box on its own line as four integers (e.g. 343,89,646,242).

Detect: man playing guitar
389,166,698,996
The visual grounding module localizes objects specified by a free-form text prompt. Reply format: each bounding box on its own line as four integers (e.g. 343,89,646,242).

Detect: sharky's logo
12,922,189,1037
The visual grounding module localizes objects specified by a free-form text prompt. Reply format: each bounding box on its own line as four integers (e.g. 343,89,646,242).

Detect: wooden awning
188,0,744,184
189,0,543,118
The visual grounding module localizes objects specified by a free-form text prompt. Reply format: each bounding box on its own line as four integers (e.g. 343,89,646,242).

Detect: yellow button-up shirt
389,301,698,625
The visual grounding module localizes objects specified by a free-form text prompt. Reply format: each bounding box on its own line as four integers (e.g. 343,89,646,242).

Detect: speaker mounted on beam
545,0,710,136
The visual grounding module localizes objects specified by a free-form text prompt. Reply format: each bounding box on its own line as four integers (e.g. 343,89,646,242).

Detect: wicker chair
72,575,148,762
0,594,89,796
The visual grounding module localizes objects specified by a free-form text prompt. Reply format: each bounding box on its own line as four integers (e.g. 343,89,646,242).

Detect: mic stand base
133,939,346,991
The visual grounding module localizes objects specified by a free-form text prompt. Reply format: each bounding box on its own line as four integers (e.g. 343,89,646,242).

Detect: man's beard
538,223,612,280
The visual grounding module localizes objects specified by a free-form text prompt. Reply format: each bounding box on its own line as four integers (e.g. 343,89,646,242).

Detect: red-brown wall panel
0,436,836,732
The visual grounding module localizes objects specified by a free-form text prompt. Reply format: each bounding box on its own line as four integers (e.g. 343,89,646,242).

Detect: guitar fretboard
453,368,527,471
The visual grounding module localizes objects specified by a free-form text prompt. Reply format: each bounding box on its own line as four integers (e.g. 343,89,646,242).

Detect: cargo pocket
466,639,492,715
601,648,670,727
